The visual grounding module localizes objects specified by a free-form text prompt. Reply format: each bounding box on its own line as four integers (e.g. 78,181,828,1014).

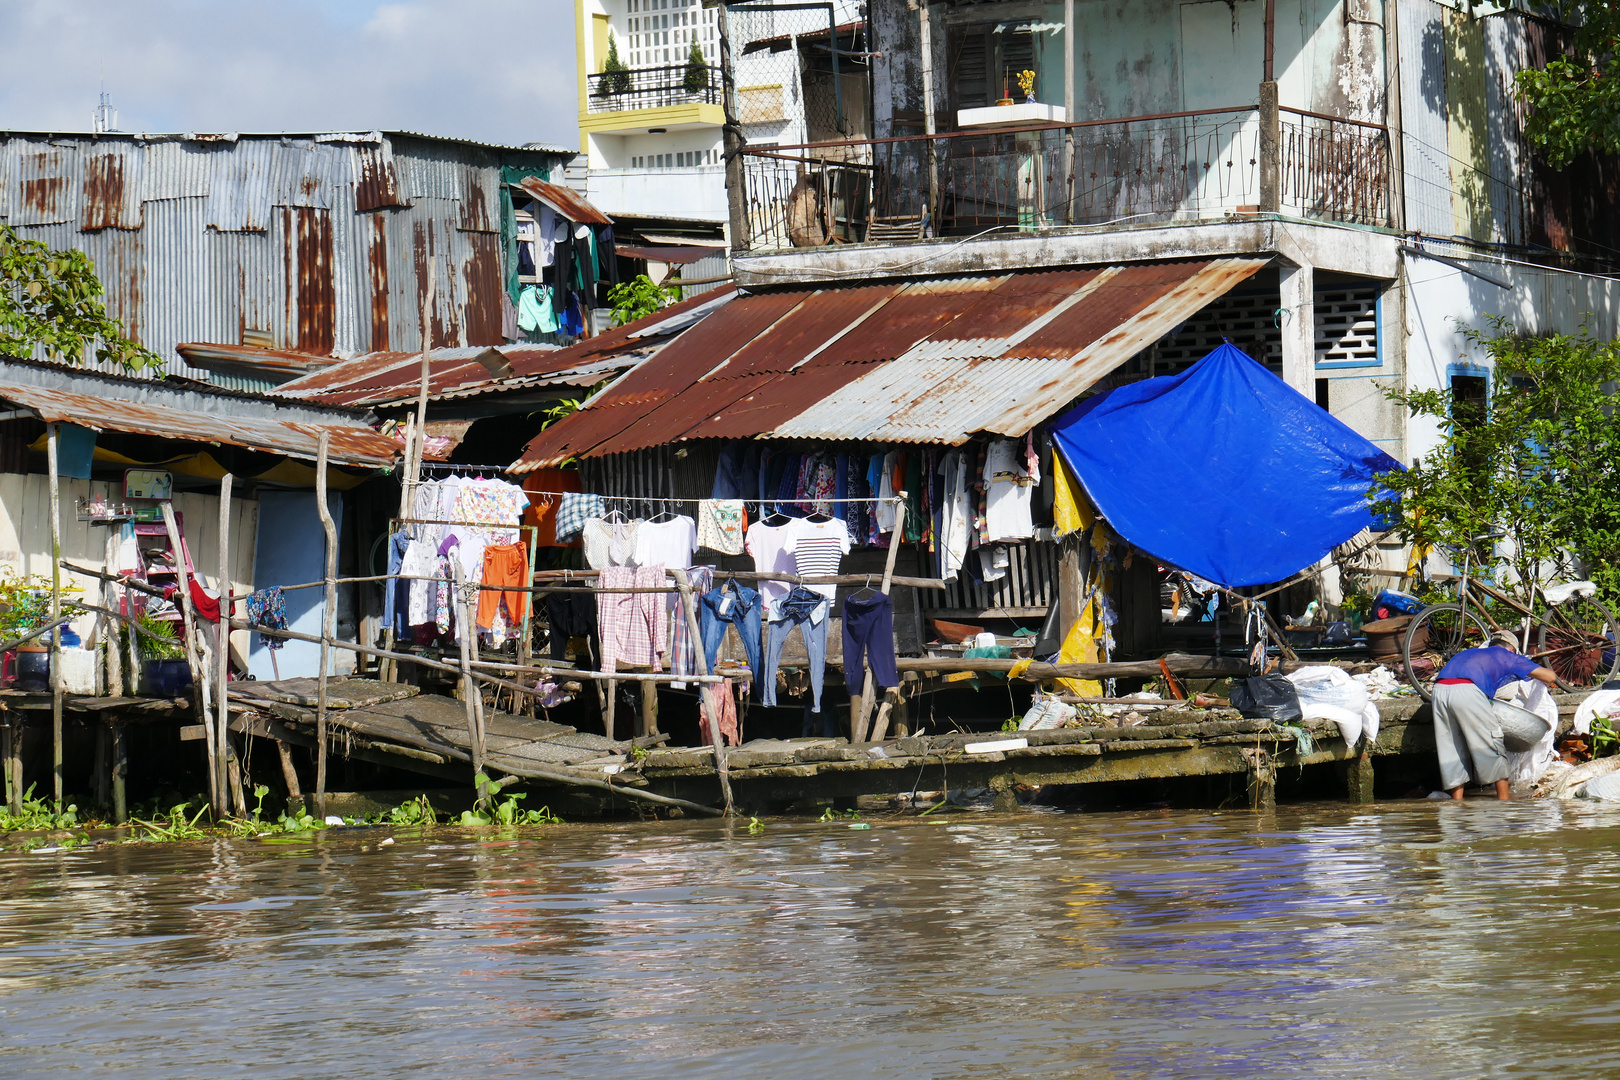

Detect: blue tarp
1050,343,1401,588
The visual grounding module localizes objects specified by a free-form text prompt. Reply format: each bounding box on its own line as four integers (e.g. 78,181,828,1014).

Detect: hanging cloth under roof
1049,343,1402,588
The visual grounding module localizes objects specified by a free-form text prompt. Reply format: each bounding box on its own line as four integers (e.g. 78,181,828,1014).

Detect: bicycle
1400,532,1619,700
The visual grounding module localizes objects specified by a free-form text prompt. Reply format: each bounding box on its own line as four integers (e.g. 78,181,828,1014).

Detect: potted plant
684,41,710,97
126,612,191,697
0,570,77,689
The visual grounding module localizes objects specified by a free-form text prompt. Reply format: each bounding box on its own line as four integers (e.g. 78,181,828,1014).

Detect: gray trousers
1432,682,1510,789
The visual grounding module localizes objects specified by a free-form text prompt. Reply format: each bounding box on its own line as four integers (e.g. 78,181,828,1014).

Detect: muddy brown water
4,800,1620,1078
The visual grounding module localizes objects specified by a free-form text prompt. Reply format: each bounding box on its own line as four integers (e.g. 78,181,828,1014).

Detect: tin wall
0,132,570,390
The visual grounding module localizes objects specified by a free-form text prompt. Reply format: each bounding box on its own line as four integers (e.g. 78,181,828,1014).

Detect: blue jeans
762,587,829,712
698,583,762,684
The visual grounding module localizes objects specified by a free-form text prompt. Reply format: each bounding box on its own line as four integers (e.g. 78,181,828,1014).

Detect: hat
1490,631,1520,651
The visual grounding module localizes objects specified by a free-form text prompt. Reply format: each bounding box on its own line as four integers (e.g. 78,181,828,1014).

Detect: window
1315,378,1330,410
1452,373,1489,429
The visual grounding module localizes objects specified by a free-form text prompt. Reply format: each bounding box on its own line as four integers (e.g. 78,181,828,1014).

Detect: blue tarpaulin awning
1050,343,1401,588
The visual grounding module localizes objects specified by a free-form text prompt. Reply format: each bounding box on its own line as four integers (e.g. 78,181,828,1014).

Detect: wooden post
46,423,64,808
275,740,303,802
452,559,485,780
93,722,109,809
1345,751,1375,804
672,567,733,815
313,432,337,819
110,717,127,824
215,473,233,809
161,501,220,815
1244,746,1276,811
1062,0,1075,224
604,678,618,740
5,715,21,814
716,0,750,253
102,528,124,698
639,681,659,737
1,717,12,813
225,738,247,817
854,494,907,743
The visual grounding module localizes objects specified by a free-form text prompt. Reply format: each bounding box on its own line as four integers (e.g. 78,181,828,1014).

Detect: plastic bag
1285,664,1376,744
1229,674,1303,723
1018,692,1078,732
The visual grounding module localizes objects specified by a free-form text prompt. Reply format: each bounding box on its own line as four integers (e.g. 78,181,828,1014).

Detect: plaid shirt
555,492,605,544
597,563,668,673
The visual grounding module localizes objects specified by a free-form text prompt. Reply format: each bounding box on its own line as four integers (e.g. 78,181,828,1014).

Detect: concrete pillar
1279,262,1315,396
1345,752,1375,804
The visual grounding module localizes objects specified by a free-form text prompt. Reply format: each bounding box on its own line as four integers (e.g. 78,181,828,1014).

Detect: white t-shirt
582,518,640,570
984,439,1036,542
632,516,697,570
746,519,799,610
784,517,851,601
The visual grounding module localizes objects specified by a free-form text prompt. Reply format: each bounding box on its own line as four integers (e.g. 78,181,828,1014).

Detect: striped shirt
786,518,850,600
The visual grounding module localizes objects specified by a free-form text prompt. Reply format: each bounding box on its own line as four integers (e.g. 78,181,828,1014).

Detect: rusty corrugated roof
511,258,1268,471
271,285,735,407
176,342,341,385
517,177,612,226
0,358,397,466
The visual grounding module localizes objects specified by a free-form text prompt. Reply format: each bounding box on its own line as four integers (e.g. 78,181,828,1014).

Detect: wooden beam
216,473,235,813
314,431,337,819
161,500,220,815
46,422,63,808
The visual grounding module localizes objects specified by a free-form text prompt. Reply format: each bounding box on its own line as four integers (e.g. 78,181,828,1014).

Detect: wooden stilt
46,423,63,808
6,715,21,814
451,559,485,781
673,567,732,815
1346,751,1375,804
161,501,219,814
639,682,659,737
604,678,618,741
276,739,303,802
215,473,234,811
313,432,337,819
1244,747,1276,811
93,722,110,810
1,717,13,812
226,738,247,817
102,528,124,698
110,718,127,824
854,494,907,743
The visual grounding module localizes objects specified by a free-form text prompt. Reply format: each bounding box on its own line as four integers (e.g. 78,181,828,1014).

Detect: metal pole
716,1,751,252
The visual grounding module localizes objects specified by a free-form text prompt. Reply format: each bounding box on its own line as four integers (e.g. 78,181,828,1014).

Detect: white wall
1402,247,1620,460
587,165,729,221
0,473,258,648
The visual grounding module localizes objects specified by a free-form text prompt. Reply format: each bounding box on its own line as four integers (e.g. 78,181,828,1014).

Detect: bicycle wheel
1402,603,1490,701
1529,592,1620,692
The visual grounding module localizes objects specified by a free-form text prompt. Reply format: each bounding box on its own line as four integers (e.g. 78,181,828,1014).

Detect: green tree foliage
0,223,159,372
1515,3,1620,168
607,274,683,327
685,41,711,95
601,37,632,96
1372,316,1620,602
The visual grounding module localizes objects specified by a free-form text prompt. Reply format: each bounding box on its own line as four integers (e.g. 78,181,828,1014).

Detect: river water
4,800,1620,1078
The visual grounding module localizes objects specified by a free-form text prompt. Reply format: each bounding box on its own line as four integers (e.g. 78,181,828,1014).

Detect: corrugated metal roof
512,258,1268,470
0,357,396,466
517,177,612,226
271,285,737,407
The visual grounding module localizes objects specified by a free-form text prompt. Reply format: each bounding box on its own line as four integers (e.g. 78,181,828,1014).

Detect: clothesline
518,492,907,505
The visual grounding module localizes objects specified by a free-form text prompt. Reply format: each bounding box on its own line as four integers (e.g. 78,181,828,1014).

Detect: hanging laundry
633,515,697,569
501,290,519,341
670,566,713,680
784,516,850,602
517,284,558,334
383,531,413,635
937,449,971,581
595,224,619,307
401,538,440,627
477,543,530,630
697,500,746,555
875,450,899,533
700,681,740,748
245,586,287,650
553,492,605,543
545,589,598,663
582,517,640,569
984,437,1038,541
597,563,667,673
711,442,748,500
762,586,829,712
699,578,763,684
521,469,583,548
538,205,557,268
842,591,899,696
745,516,799,614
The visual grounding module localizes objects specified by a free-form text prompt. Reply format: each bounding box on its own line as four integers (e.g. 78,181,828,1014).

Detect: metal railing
737,104,1391,252
587,64,722,113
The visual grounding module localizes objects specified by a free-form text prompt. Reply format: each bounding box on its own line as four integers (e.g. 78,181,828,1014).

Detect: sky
0,0,580,150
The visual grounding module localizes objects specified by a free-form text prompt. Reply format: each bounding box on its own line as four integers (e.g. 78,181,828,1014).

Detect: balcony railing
587,64,723,113
737,104,1390,252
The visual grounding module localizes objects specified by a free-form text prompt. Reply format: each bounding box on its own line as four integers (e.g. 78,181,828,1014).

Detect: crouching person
1431,631,1557,800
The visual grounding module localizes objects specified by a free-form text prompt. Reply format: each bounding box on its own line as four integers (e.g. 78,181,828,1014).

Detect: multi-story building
574,0,867,238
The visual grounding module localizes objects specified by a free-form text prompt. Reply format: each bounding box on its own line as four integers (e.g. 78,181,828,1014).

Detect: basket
1493,700,1552,753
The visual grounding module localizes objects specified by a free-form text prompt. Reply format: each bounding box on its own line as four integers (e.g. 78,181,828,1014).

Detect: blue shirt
1436,646,1542,698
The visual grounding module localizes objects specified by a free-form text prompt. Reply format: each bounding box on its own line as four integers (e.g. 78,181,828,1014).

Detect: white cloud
0,0,580,149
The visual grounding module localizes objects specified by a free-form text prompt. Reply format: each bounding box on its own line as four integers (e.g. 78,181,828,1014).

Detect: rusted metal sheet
515,258,1269,467
81,142,143,230
517,177,612,226
463,233,503,346
457,163,497,232
13,145,75,226
354,142,405,211
0,359,396,466
283,207,336,354
176,342,341,384
368,214,390,349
